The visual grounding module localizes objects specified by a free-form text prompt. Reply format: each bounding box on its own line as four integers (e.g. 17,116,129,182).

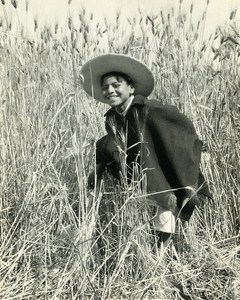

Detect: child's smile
101,75,135,112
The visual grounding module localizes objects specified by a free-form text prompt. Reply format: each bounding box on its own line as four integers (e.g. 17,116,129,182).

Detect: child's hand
166,193,178,212
87,164,105,189
87,171,95,189
156,193,178,212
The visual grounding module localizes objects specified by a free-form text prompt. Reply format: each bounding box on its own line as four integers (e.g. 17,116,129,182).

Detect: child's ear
130,85,135,95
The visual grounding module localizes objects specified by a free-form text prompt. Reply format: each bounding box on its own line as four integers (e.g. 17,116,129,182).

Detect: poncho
96,95,211,220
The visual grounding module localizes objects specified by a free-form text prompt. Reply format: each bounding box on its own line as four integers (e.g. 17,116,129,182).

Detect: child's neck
115,95,134,116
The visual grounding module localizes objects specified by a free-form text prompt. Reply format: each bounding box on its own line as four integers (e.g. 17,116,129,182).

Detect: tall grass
0,1,240,299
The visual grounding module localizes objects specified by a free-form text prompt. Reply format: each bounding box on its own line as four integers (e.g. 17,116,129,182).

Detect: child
81,53,211,249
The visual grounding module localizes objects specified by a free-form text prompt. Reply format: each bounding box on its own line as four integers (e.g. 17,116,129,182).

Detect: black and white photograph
0,0,239,299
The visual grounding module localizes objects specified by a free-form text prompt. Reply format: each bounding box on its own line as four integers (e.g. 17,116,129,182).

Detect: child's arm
87,163,105,189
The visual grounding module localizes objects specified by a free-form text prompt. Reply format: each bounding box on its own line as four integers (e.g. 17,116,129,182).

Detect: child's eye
113,83,121,88
102,86,109,92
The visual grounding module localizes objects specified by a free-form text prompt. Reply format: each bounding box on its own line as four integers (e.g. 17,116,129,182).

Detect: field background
0,0,240,299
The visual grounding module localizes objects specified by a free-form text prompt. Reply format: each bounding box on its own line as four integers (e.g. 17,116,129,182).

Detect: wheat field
0,1,240,299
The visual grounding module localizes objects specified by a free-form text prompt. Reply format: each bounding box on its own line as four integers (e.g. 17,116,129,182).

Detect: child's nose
107,85,115,94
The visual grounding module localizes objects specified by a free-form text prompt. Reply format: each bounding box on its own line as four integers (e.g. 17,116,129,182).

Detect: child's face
101,75,135,112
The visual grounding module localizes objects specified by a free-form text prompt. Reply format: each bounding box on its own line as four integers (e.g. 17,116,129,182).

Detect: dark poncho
96,95,211,220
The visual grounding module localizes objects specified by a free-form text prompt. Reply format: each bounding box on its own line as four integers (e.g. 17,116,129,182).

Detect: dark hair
101,72,134,87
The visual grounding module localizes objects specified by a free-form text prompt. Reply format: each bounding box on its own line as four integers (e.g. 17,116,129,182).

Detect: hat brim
81,54,154,102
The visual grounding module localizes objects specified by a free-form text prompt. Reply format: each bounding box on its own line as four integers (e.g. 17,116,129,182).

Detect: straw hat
81,54,154,102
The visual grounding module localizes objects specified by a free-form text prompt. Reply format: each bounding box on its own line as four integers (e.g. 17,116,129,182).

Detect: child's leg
159,231,172,248
152,230,171,249
151,208,176,250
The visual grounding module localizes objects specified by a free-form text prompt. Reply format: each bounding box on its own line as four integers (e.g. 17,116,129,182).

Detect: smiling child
81,53,211,249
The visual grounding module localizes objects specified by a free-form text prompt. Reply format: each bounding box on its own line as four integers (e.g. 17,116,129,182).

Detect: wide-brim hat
80,54,154,102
